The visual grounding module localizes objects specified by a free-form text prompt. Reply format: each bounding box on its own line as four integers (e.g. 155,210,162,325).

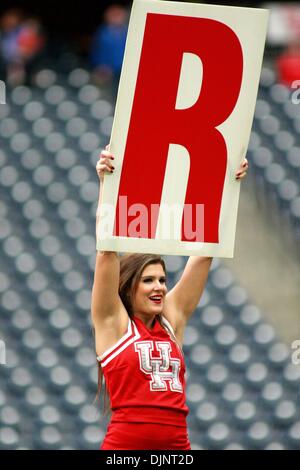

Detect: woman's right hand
96,145,115,182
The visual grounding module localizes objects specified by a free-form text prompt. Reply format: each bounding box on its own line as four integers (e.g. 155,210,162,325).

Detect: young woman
92,146,248,450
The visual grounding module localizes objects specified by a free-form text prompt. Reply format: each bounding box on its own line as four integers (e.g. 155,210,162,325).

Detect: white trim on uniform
97,318,132,361
161,316,176,337
97,319,141,368
161,315,184,356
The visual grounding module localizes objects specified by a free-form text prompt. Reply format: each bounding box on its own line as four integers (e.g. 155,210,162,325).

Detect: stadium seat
1,65,300,450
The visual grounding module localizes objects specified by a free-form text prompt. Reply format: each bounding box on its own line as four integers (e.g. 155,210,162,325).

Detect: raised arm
91,148,128,342
164,256,212,337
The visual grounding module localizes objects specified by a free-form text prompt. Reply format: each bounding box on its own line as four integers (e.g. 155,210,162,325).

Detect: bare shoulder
94,303,130,357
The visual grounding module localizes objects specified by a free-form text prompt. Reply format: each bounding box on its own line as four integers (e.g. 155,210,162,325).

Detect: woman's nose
154,281,164,290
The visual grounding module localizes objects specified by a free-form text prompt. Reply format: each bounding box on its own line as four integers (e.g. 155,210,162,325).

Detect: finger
99,150,113,158
99,157,115,169
97,161,112,170
236,171,247,180
105,163,114,172
100,150,114,160
96,161,114,173
237,163,248,173
96,160,115,171
236,159,248,174
241,164,248,172
241,158,248,170
96,163,114,173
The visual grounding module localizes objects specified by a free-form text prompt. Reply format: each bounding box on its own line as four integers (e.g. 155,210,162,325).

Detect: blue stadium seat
68,68,90,89
189,343,214,371
267,342,291,370
0,427,20,450
287,422,300,449
272,400,297,427
11,86,32,106
261,382,284,410
1,65,300,449
228,343,252,371
205,363,229,391
245,363,269,390
245,421,272,449
195,400,219,429
232,401,258,429
205,422,231,449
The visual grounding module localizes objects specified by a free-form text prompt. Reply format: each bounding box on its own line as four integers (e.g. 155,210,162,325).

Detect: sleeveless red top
97,315,189,427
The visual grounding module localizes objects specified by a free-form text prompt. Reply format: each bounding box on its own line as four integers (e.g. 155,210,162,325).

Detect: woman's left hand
235,158,248,180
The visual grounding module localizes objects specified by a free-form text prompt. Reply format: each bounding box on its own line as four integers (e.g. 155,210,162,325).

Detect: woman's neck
133,313,158,329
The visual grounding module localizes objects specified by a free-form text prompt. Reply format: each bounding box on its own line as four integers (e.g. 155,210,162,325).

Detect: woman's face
132,263,167,318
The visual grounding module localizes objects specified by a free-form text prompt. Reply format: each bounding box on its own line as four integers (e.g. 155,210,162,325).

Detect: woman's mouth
149,296,162,304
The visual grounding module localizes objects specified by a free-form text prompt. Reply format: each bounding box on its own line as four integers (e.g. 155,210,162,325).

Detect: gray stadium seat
1,65,300,450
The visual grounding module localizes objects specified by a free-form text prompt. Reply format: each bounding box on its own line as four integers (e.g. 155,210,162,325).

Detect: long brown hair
94,253,167,412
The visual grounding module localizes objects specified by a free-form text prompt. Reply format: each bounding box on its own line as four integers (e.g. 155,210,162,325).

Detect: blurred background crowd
0,0,300,451
0,2,129,90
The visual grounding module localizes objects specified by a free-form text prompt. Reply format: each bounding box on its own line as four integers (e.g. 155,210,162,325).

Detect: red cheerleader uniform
97,314,191,450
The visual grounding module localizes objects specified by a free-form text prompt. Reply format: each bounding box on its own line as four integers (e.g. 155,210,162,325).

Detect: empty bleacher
0,66,300,449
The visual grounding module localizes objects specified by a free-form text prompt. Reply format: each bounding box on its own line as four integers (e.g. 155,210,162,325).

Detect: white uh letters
134,341,182,392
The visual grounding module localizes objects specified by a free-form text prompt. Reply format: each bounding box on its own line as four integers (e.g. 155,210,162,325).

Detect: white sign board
97,0,268,257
